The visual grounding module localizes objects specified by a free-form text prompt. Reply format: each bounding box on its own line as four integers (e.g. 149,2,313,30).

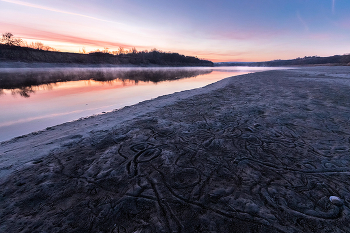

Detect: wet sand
1,67,350,232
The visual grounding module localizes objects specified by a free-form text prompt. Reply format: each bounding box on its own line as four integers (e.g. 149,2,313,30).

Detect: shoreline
0,66,285,143
1,67,350,232
0,61,215,69
0,72,235,179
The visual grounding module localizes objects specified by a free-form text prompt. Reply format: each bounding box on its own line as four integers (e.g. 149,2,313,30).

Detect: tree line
1,32,182,56
0,32,152,54
253,55,350,66
1,32,58,51
0,32,213,66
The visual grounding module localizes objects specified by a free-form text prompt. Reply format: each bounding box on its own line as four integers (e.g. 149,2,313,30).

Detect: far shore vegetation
2,32,350,67
0,32,213,66
1,32,59,52
216,53,350,67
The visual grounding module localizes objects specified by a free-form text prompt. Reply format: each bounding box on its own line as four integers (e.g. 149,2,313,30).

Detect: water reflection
0,66,289,142
0,68,212,98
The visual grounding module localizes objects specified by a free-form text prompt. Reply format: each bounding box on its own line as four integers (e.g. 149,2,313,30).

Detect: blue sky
1,0,350,61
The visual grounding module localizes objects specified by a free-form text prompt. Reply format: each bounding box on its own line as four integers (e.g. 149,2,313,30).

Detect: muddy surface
1,68,350,232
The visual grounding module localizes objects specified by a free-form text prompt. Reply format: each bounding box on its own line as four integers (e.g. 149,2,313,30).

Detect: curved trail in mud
1,67,350,232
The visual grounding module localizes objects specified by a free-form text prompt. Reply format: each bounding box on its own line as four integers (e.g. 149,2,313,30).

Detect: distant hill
0,44,213,67
216,54,350,67
215,62,253,66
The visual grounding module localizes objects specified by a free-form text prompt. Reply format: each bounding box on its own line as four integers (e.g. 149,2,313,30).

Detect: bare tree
1,32,23,46
28,42,58,51
43,45,57,51
1,32,14,45
131,47,137,54
35,42,44,50
102,47,110,54
29,42,44,50
118,46,125,55
21,41,29,47
0,32,60,52
79,47,86,54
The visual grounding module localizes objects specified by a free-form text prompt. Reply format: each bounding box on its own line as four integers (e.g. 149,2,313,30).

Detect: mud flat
1,67,350,232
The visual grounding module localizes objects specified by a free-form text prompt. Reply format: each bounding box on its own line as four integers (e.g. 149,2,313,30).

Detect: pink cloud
0,22,273,62
0,22,144,49
0,0,122,25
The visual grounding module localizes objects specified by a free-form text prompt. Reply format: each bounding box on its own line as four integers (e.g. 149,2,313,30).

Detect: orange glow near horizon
0,23,306,62
0,31,329,63
2,0,350,63
18,35,243,62
14,36,270,62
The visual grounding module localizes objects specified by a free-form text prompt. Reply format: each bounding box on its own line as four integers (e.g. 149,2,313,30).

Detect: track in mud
1,70,350,232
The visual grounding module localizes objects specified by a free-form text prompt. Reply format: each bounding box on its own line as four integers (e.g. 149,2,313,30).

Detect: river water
0,66,287,142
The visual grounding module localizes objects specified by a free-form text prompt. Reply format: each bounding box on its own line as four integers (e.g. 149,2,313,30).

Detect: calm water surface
0,66,287,142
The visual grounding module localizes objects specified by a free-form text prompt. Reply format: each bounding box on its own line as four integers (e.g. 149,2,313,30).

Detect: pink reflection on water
0,67,284,141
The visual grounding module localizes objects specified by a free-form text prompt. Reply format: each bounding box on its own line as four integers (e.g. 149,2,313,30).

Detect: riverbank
0,44,214,66
0,61,211,69
1,67,350,232
0,66,282,142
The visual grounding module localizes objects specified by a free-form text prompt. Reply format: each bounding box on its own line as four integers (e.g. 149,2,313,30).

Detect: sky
1,0,350,62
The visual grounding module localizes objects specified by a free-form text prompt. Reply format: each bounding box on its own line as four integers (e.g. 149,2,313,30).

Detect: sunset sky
1,0,350,62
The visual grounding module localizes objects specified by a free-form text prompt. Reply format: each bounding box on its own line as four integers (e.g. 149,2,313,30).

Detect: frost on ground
1,67,350,232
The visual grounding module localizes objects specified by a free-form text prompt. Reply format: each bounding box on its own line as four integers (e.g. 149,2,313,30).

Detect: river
0,66,288,142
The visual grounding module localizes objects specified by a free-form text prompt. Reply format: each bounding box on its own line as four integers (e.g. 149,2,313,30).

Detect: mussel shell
329,196,343,206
